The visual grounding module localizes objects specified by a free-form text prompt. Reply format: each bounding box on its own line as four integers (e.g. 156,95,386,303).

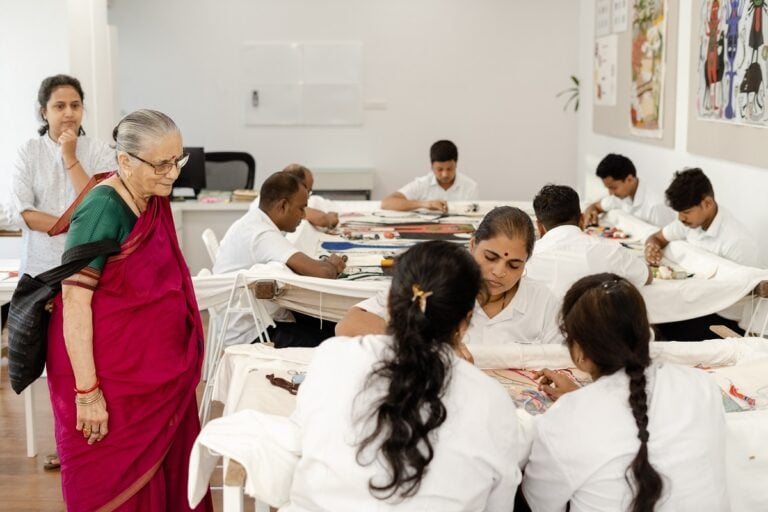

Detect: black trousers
654,313,744,342
264,311,337,348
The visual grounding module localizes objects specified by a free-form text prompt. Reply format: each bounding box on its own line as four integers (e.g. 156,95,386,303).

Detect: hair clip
600,279,622,292
411,284,434,314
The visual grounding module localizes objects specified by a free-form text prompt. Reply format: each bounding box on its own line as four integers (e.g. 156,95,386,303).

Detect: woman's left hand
76,391,109,445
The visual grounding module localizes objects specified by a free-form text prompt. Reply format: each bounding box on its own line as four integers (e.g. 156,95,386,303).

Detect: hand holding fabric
533,368,580,401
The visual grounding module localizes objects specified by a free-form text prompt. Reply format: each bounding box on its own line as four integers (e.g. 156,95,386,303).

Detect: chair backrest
204,151,256,191
201,228,220,266
176,147,207,195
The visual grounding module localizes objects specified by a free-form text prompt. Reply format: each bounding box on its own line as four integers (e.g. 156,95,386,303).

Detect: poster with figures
697,0,768,126
630,0,667,138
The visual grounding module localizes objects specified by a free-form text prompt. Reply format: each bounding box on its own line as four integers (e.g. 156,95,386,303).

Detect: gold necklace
118,173,146,213
486,289,510,315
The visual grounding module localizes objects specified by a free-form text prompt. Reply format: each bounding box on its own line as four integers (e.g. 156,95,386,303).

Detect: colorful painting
484,368,592,416
630,0,668,137
697,0,768,125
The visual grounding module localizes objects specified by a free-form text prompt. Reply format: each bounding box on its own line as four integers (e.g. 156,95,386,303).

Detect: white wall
107,0,580,200
67,0,117,142
577,0,768,256
0,0,116,205
0,0,69,203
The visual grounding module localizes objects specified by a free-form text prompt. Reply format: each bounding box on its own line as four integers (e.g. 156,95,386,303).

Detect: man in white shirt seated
526,184,652,299
645,168,762,340
583,153,675,227
214,171,346,347
381,139,479,212
281,163,339,229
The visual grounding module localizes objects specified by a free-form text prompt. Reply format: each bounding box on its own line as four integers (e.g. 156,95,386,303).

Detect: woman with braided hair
523,273,728,512
282,240,526,511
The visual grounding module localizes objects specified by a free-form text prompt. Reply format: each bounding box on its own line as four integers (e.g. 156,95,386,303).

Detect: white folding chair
201,228,220,266
745,281,768,338
199,272,276,424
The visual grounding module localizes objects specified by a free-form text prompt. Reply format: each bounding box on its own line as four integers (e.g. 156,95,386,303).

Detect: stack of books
232,189,258,202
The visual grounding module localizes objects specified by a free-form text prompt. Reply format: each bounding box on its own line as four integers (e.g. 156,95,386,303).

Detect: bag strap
34,239,122,286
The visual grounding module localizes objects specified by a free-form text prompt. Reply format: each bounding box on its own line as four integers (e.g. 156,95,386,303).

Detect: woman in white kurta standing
282,241,525,512
9,74,115,471
523,273,728,511
10,74,116,276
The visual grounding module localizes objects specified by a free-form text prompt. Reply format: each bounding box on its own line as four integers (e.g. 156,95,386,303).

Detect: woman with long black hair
282,240,525,511
523,273,728,511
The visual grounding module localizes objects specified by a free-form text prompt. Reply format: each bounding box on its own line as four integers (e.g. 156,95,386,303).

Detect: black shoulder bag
7,239,121,394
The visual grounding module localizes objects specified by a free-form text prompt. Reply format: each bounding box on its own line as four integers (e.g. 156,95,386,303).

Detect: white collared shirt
523,363,728,512
214,204,300,274
661,206,763,268
599,178,675,227
214,204,301,343
10,135,116,275
355,277,562,345
398,172,479,201
466,278,563,345
526,225,650,299
283,335,524,512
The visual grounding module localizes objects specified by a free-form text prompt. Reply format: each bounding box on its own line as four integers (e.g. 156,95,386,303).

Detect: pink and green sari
47,193,213,511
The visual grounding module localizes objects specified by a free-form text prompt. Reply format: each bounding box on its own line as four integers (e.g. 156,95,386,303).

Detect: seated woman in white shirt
283,241,525,512
523,273,728,512
335,206,563,346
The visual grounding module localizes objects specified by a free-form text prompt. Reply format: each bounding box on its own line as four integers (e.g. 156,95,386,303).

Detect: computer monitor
174,146,206,196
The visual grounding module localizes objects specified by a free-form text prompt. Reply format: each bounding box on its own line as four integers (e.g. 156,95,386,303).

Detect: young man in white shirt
583,153,675,227
214,171,346,347
645,168,762,340
526,184,652,299
381,139,479,212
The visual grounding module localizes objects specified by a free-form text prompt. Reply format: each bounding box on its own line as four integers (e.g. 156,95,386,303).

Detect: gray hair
112,109,180,156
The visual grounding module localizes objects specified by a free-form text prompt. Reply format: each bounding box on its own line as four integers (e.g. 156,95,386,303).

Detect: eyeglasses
124,149,189,175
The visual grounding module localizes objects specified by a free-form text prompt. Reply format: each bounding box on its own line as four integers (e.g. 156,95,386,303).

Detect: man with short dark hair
381,139,479,212
214,171,346,347
645,168,760,268
645,168,762,341
526,184,651,299
583,153,675,227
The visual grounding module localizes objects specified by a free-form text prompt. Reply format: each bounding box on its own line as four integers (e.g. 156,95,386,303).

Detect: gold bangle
65,160,80,170
75,388,103,406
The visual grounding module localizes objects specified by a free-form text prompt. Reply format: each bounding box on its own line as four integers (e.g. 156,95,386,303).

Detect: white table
170,200,251,275
311,167,375,200
199,340,768,512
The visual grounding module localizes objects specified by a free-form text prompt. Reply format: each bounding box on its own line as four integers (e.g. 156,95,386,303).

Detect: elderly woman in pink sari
46,109,213,511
